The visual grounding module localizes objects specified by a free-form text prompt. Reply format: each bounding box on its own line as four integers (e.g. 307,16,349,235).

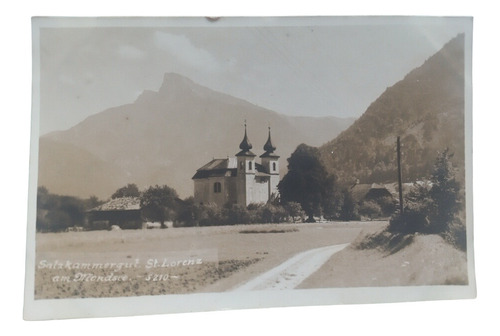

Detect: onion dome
236,122,256,157
263,127,276,153
239,123,252,151
260,126,279,159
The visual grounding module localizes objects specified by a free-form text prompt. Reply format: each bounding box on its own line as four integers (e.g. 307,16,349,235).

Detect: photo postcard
24,16,475,320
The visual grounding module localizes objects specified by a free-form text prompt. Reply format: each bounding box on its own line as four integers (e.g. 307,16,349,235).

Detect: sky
35,16,470,135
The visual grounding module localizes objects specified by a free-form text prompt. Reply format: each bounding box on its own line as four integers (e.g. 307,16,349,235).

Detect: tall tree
140,185,178,228
338,188,359,221
278,144,334,222
429,148,461,233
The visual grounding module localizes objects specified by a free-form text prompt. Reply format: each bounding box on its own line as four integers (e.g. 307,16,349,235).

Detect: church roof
260,127,279,158
260,151,280,158
192,158,238,179
255,162,270,176
236,123,256,157
263,127,276,153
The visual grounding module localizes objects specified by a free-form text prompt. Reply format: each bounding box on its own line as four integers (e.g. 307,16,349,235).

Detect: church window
214,182,221,193
273,162,276,171
249,161,252,170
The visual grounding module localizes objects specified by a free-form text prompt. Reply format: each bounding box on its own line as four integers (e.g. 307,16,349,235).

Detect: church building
192,125,280,207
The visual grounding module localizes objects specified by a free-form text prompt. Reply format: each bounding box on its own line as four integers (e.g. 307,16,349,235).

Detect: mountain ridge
39,72,354,199
319,34,465,185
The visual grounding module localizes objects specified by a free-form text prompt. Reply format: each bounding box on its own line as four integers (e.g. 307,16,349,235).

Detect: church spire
236,121,256,157
260,125,279,159
239,121,252,151
263,126,276,153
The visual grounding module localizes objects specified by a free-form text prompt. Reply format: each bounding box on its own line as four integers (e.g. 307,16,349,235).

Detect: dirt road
232,243,350,291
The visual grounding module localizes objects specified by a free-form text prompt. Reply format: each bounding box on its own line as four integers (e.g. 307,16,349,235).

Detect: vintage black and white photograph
24,16,475,320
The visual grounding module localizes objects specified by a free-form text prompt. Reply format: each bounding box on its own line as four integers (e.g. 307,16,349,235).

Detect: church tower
260,127,280,199
235,123,256,205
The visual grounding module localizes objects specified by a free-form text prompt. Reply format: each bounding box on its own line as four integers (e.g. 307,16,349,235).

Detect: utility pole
397,136,404,215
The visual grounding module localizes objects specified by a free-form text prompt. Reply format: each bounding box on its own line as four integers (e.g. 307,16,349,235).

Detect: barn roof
350,183,392,203
89,197,141,212
350,184,372,202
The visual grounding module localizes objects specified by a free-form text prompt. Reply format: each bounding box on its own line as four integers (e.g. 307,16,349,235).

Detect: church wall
246,175,270,205
194,176,237,207
269,174,280,198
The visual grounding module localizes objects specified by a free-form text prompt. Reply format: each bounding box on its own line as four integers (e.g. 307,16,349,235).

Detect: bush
444,218,467,251
389,149,463,240
36,187,87,232
226,204,251,225
389,182,433,233
359,200,382,219
284,202,306,222
198,203,225,226
338,189,360,221
260,203,287,223
389,211,429,234
378,195,397,216
175,200,308,227
174,197,199,227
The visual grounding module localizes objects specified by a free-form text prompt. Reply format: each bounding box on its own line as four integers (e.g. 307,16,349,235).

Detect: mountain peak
159,72,195,92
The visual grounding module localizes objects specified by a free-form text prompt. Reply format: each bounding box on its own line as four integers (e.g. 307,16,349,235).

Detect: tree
36,187,86,232
278,144,334,222
338,188,360,221
83,195,103,210
284,202,306,222
428,148,461,233
111,183,140,199
389,149,462,236
140,185,178,228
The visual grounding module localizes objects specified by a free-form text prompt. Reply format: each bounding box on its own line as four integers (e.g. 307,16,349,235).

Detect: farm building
350,183,394,204
350,183,396,217
87,197,143,230
192,125,280,207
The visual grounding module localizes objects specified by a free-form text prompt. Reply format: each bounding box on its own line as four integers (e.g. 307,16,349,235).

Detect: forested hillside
319,34,465,185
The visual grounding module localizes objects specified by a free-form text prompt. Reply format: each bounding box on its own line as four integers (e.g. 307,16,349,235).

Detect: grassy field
299,224,469,288
35,221,376,299
34,220,468,299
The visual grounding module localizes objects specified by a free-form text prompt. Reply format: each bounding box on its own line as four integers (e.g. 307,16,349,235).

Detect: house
192,125,280,207
87,197,143,230
350,183,394,204
350,183,396,217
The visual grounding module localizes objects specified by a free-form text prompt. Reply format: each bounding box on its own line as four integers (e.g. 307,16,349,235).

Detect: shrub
389,182,433,233
260,203,287,223
36,187,87,232
389,149,462,238
284,202,306,223
198,203,225,226
174,197,199,227
338,189,360,221
226,204,251,225
359,200,382,219
378,195,397,216
444,217,467,251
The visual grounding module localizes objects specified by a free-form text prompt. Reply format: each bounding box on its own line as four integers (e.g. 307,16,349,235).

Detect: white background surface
1,1,497,335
